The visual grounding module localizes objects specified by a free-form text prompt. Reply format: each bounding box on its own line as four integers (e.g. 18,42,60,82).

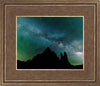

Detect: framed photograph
0,0,100,86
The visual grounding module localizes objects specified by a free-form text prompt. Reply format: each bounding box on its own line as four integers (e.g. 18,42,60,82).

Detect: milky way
17,17,83,66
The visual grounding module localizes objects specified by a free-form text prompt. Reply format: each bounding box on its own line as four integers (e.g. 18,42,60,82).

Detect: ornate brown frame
0,0,100,86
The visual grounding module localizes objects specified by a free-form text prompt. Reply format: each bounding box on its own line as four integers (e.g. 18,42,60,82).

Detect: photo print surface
17,17,83,69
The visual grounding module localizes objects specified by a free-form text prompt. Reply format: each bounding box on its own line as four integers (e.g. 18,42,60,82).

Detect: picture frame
0,0,100,86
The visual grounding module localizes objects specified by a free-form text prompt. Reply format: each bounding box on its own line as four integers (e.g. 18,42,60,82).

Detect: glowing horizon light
75,52,83,57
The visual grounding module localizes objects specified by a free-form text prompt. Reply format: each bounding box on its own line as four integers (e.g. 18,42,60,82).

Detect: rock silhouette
17,47,83,69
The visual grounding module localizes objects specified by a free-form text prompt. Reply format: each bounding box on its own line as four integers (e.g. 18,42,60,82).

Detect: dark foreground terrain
17,47,83,69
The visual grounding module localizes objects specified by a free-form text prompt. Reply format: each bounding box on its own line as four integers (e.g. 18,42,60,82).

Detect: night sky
17,17,83,66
